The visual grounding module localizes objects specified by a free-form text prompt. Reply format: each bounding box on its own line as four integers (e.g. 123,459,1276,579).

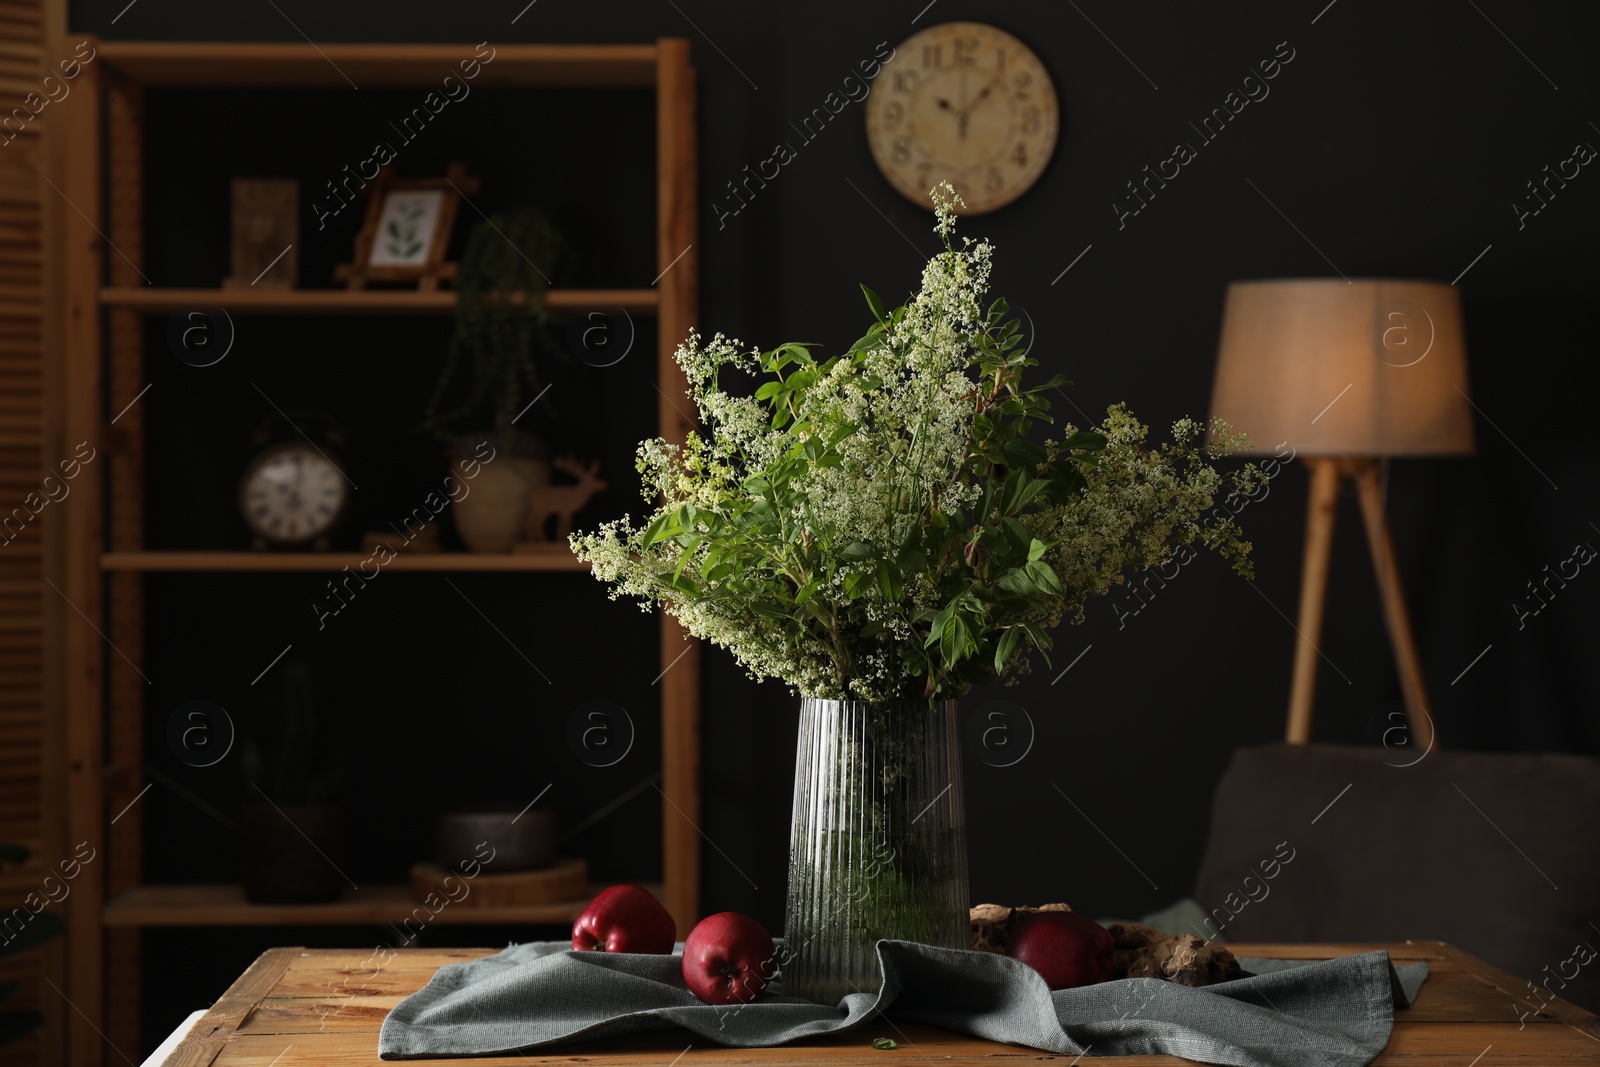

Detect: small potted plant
572,186,1260,1003
239,654,347,903
423,205,569,552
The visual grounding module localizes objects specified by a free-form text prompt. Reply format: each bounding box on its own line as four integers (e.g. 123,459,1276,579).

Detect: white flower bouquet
572,187,1256,702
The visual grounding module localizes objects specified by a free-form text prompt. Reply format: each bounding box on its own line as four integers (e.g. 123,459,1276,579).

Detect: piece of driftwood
1106,921,1244,986
970,903,1242,987
970,901,1073,954
523,456,606,542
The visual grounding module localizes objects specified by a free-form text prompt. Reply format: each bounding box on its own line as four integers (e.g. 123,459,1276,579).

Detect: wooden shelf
100,548,587,572
96,41,661,88
62,37,700,1061
98,287,658,316
102,882,659,927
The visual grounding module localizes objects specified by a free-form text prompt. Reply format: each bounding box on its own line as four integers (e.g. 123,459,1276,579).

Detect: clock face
240,443,349,547
865,22,1059,215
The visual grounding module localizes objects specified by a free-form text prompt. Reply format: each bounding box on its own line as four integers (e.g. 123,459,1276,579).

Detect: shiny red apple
1006,911,1116,990
571,885,676,954
681,911,776,1005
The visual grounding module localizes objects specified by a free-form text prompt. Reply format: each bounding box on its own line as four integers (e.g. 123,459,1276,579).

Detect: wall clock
865,22,1059,215
239,413,351,550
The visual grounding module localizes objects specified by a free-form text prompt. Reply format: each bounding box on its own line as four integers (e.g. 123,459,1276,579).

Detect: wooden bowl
434,810,557,873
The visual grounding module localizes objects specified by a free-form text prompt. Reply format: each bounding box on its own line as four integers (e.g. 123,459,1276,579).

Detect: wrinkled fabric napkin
379,940,1426,1067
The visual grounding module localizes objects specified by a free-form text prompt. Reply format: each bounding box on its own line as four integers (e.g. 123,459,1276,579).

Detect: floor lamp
1208,279,1474,751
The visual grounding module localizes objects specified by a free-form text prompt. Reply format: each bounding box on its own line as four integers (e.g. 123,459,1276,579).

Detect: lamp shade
1208,279,1474,456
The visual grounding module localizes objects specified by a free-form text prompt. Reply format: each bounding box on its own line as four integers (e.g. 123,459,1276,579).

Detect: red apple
1005,911,1116,990
681,911,776,1005
571,885,676,954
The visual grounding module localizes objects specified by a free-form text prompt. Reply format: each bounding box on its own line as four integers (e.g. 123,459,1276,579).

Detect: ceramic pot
453,457,549,552
239,803,347,904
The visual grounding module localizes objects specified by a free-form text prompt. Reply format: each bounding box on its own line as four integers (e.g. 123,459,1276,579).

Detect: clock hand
965,79,1001,113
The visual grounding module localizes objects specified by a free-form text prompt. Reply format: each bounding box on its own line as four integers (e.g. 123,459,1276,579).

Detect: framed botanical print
336,163,477,290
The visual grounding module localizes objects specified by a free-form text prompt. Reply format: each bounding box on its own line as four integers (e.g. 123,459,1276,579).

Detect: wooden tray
408,857,589,908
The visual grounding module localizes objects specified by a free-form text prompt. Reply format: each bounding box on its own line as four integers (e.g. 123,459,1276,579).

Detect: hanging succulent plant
422,205,569,455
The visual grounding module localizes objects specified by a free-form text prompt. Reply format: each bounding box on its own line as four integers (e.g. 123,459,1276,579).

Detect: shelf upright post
655,37,702,934
103,67,149,1061
59,41,107,1067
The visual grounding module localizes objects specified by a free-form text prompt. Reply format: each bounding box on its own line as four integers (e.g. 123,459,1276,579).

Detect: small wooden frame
223,178,298,289
334,163,477,291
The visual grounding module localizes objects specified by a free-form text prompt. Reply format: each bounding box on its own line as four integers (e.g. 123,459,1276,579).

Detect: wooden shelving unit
59,39,701,1066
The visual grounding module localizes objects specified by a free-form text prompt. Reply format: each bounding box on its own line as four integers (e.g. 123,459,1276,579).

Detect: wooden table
159,942,1600,1065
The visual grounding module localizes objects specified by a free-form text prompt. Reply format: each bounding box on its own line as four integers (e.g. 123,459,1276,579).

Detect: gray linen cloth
379,940,1426,1066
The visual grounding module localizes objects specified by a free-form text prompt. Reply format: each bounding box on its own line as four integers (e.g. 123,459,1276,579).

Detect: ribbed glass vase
782,697,969,1004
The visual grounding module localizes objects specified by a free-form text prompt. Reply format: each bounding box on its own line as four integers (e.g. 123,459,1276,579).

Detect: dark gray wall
69,0,1598,1044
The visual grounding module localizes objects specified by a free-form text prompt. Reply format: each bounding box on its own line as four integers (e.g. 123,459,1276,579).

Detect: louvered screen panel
0,1,52,1063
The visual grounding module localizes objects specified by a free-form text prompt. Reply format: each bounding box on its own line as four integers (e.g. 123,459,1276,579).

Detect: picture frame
224,178,298,289
335,163,479,290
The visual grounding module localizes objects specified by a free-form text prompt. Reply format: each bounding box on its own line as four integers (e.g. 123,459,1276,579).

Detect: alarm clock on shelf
239,412,353,551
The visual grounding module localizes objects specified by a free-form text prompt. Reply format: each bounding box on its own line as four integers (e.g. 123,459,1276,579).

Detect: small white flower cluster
572,186,1253,702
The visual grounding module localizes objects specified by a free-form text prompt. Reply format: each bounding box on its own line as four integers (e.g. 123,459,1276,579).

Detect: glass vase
782,697,969,1004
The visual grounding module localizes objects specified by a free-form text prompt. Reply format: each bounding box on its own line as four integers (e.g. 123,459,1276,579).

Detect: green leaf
749,599,792,619
875,560,903,602
1063,431,1108,451
940,614,972,668
1002,518,1033,555
840,542,876,562
640,512,675,547
673,538,705,582
754,380,785,401
861,284,888,325
846,328,885,356
871,1037,899,1050
843,570,870,599
1027,538,1047,563
780,342,817,365
994,626,1022,673
996,568,1035,596
664,571,701,597
1024,559,1063,597
1020,622,1053,666
998,468,1027,514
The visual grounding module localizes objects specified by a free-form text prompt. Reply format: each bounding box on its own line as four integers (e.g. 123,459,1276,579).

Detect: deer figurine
524,456,607,542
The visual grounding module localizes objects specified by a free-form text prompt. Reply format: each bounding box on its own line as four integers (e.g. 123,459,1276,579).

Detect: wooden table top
161,941,1600,1066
